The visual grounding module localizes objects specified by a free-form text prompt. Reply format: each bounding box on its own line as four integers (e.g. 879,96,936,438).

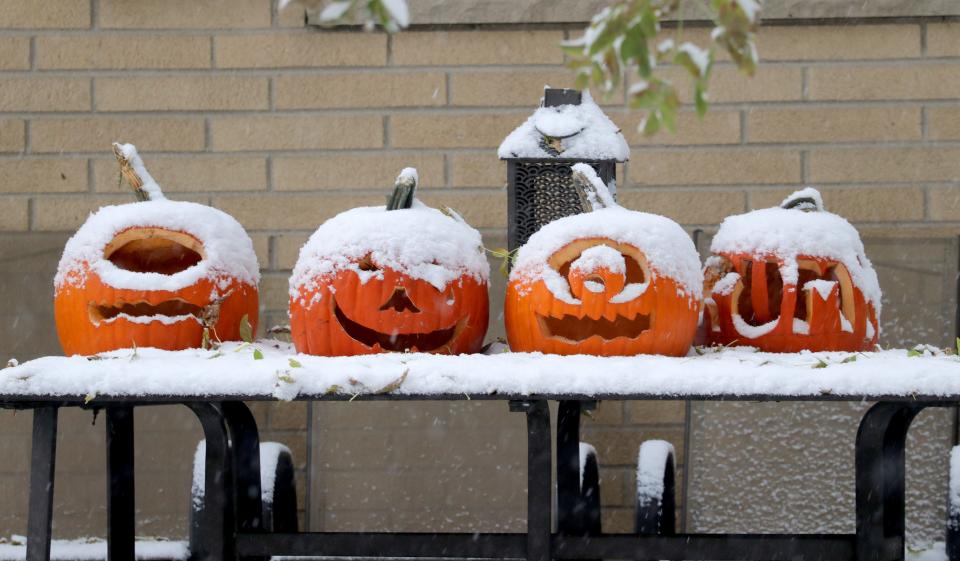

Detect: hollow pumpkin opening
104,228,205,275
89,299,204,324
736,260,782,327
537,311,652,342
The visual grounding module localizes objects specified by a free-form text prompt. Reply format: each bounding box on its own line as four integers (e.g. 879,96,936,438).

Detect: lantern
54,144,260,355
505,165,702,356
499,87,629,250
703,188,881,352
289,168,489,356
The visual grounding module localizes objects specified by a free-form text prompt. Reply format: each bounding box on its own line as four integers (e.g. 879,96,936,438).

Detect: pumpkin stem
780,187,824,212
112,142,166,202
386,167,418,210
571,163,616,212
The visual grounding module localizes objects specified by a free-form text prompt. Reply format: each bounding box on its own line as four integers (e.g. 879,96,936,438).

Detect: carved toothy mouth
89,300,204,325
333,299,465,352
536,312,652,343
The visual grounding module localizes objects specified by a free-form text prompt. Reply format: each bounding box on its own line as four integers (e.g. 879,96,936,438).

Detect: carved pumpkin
703,188,880,352
289,168,489,356
54,143,260,355
505,164,702,356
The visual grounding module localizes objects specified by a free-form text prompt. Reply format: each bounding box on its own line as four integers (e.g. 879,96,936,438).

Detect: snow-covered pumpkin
54,144,260,355
505,164,702,356
703,188,880,352
289,168,489,356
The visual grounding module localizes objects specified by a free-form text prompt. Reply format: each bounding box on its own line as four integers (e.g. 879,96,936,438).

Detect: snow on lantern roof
498,88,629,162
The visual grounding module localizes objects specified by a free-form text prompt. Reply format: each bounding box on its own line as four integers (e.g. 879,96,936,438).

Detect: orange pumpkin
703,188,880,352
290,168,489,356
505,165,702,356
54,144,259,355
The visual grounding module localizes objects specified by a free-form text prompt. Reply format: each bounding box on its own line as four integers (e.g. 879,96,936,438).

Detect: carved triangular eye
379,287,420,313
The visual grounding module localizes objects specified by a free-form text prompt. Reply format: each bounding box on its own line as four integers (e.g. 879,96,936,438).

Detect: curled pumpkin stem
386,167,418,210
112,142,166,202
571,163,616,212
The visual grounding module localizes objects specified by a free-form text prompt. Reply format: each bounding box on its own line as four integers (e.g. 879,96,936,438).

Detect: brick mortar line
13,55,960,75
5,99,960,118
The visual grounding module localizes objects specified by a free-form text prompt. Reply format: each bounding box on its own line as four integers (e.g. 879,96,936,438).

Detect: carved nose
379,287,421,313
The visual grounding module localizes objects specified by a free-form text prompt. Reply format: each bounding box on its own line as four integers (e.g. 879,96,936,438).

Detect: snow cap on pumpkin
289,197,489,305
710,187,881,313
55,200,261,292
510,164,702,303
498,88,629,161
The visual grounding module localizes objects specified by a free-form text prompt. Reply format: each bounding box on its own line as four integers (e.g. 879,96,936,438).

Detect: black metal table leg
855,401,928,561
26,406,58,561
511,400,552,561
557,401,582,535
106,406,135,561
186,402,237,561
220,401,264,561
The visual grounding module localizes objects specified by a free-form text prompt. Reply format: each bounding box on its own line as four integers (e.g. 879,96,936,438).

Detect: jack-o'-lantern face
704,253,878,352
55,226,259,356
703,188,880,352
290,254,488,356
506,238,700,356
290,167,490,357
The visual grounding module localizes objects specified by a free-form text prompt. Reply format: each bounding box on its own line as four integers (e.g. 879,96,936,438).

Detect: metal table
4,391,956,561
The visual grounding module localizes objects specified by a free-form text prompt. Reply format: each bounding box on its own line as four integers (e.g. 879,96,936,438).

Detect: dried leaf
84,393,96,404
289,358,302,368
239,315,253,344
376,369,409,394
812,358,828,369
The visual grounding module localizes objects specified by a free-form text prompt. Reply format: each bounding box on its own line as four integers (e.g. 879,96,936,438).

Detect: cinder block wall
1,0,959,541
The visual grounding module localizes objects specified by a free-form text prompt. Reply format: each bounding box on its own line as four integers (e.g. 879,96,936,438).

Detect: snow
0,538,187,561
711,188,881,314
636,440,674,506
290,201,488,305
571,163,617,210
712,272,740,296
115,144,164,202
396,166,418,185
55,200,260,292
908,543,947,561
804,279,837,301
380,0,410,27
510,206,703,303
571,245,626,275
193,440,292,507
950,446,960,524
793,318,810,335
678,42,710,76
5,342,960,399
735,0,761,22
579,442,596,488
104,313,201,326
498,90,629,161
318,1,351,21
732,314,778,338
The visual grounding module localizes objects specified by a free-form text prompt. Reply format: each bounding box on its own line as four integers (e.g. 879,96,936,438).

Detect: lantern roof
498,88,629,162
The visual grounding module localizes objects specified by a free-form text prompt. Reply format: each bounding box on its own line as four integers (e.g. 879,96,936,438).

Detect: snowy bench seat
4,341,960,402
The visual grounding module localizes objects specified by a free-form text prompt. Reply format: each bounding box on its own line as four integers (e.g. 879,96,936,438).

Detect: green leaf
907,348,922,358
813,358,828,369
239,315,253,344
694,82,709,117
289,358,302,368
278,372,295,384
955,337,959,356
841,355,857,364
642,113,661,135
253,348,264,360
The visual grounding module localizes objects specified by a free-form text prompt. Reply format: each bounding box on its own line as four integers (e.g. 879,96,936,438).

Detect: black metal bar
186,403,236,561
510,400,551,561
236,532,528,558
556,400,582,535
220,402,263,535
552,533,862,561
106,406,135,561
26,406,58,561
507,159,519,252
855,402,927,561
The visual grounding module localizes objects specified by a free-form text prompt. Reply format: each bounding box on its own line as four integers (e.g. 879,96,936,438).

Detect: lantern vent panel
507,159,616,249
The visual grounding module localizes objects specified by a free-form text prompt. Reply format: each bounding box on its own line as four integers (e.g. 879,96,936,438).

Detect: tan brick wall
1,0,959,544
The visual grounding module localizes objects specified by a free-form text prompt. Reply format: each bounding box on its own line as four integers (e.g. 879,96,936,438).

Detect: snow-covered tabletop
3,341,960,402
